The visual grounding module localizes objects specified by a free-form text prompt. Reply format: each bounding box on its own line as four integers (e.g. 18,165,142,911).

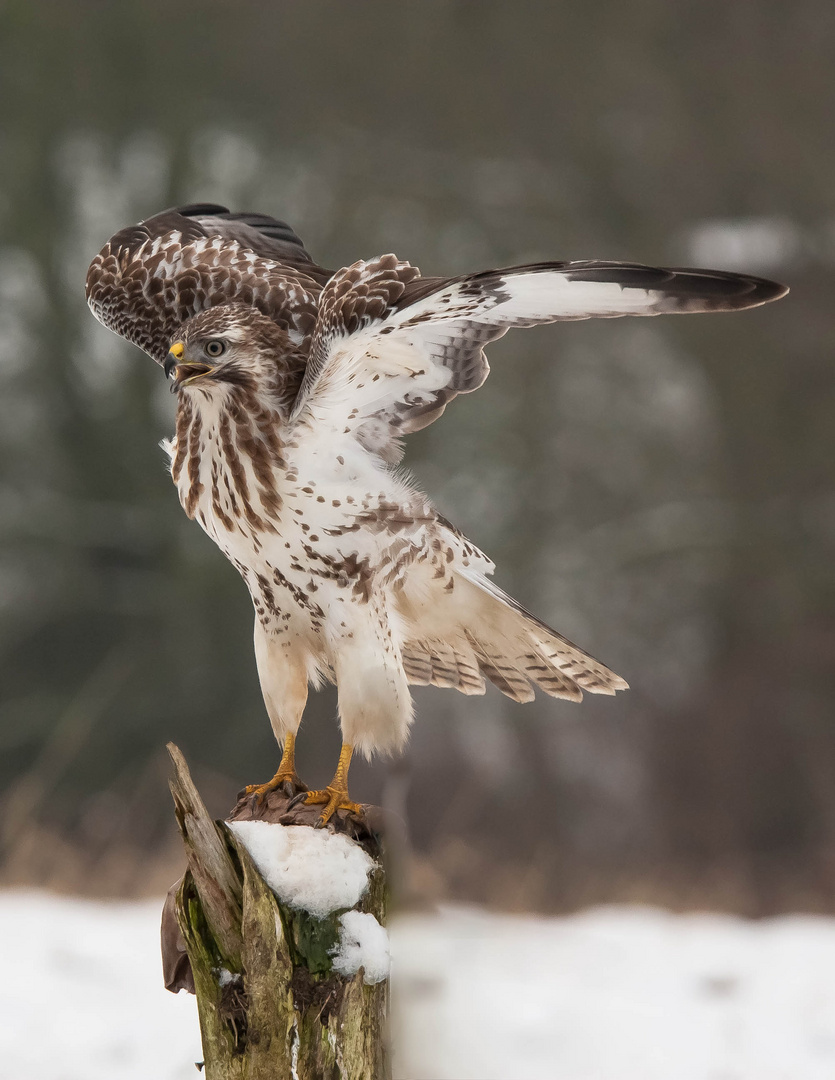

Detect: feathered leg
297,600,413,826
244,621,310,801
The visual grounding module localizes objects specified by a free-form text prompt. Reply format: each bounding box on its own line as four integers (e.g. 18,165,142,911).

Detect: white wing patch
290,257,787,463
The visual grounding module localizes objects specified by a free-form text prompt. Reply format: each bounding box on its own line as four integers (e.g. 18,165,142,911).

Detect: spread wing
289,255,788,462
85,203,332,366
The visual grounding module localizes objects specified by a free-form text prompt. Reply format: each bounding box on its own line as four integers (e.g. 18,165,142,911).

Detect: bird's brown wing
289,254,788,462
85,204,329,366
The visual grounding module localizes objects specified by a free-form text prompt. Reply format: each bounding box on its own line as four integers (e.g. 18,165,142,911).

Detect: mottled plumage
86,204,329,367
86,205,788,822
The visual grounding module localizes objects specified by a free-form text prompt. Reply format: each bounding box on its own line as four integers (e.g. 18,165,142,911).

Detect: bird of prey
86,204,788,825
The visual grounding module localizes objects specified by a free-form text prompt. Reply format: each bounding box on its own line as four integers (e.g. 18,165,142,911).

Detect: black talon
287,790,309,811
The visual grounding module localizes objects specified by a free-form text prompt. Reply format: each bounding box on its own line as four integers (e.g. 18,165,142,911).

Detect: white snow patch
7,890,835,1079
0,890,201,1080
331,910,390,984
226,820,375,919
392,905,835,1080
216,968,240,987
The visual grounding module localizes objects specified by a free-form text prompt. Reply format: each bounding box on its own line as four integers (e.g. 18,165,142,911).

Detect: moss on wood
167,743,391,1080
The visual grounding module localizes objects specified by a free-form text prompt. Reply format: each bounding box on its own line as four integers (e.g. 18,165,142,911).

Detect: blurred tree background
1,0,833,913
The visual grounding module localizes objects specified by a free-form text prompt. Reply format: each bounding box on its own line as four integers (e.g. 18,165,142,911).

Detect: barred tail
402,570,627,704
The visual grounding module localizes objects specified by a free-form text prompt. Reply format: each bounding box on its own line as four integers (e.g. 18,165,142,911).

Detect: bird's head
165,304,295,397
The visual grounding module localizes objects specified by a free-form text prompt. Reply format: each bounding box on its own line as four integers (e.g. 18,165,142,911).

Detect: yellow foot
288,743,361,827
242,771,309,803
299,786,364,829
240,732,307,803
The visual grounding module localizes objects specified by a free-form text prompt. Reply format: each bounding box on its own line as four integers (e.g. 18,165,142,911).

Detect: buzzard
86,204,788,824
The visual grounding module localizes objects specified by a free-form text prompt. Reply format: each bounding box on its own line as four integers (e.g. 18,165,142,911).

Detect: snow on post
164,742,391,1080
226,819,376,921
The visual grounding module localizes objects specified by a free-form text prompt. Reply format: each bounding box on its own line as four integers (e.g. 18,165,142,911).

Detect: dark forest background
1,1,834,914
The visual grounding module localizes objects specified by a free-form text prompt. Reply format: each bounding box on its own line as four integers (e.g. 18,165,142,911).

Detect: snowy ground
3,890,835,1080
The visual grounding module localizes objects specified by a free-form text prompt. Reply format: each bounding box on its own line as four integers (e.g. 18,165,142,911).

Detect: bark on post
163,742,391,1080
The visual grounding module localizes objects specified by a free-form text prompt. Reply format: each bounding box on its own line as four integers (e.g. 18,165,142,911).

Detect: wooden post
163,743,391,1080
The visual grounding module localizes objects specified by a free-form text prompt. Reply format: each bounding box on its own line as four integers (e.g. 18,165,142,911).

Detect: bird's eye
204,339,226,358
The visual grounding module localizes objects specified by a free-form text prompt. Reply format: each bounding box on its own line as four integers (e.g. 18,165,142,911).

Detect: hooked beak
165,342,215,392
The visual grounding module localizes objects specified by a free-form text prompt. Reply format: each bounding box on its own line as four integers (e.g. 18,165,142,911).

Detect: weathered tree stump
162,743,391,1079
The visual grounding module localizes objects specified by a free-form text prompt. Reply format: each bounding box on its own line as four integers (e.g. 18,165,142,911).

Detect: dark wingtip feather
217,211,307,246
142,204,313,261
174,203,232,218
662,266,790,309
759,278,791,302
562,262,789,311
186,207,317,266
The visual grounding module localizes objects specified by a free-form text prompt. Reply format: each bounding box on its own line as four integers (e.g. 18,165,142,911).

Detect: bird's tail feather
402,571,627,704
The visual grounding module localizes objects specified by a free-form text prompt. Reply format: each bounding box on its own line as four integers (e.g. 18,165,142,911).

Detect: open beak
165,343,215,391
170,362,216,391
